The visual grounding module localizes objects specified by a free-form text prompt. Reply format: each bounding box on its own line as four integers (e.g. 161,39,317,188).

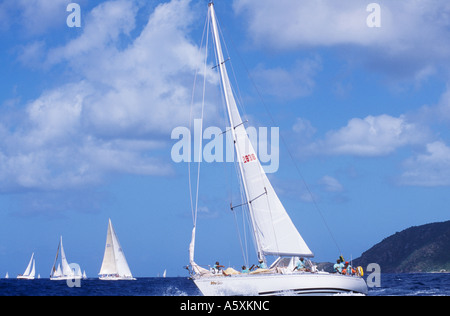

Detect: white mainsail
23,253,34,276
208,3,313,260
99,219,135,280
18,253,35,279
29,260,35,278
60,237,73,276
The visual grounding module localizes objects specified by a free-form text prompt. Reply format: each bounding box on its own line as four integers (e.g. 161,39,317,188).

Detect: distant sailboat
50,236,82,280
5,272,9,279
82,270,87,280
99,219,135,280
163,269,167,278
17,253,35,280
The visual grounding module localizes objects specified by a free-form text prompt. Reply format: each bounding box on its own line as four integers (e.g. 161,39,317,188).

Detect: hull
99,276,136,281
17,275,35,280
193,272,368,296
50,276,82,281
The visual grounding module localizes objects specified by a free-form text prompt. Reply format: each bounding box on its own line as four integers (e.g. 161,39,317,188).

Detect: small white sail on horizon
50,236,82,280
99,219,135,280
5,272,9,279
17,253,35,280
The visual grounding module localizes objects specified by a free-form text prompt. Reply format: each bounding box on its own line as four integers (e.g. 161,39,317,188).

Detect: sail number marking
242,154,257,163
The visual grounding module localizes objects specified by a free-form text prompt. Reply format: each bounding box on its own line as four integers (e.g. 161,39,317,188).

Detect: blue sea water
0,273,448,296
368,273,450,296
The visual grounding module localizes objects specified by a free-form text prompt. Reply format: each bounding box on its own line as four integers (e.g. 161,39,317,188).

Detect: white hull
50,276,82,281
17,275,35,280
99,276,136,281
193,272,368,296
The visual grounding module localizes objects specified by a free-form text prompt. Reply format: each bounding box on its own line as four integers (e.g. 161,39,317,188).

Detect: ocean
0,273,448,296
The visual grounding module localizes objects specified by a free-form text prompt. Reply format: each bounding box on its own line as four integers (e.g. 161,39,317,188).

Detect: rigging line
224,34,343,256
230,187,267,210
189,8,210,226
234,148,254,266
232,203,248,267
211,12,250,266
232,134,259,264
194,11,211,226
214,10,249,126
214,12,281,260
213,9,264,259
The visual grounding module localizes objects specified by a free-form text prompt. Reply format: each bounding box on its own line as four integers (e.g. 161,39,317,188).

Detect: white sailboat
187,2,368,296
5,272,9,279
50,236,82,280
98,219,135,280
17,253,35,280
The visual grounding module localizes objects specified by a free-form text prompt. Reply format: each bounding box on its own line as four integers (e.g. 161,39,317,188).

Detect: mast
209,2,265,261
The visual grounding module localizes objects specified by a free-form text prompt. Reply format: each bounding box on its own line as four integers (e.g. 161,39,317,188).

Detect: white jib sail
209,4,313,258
60,237,74,277
23,253,35,276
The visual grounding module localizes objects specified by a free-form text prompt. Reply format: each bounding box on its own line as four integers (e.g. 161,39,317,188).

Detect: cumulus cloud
292,117,316,139
0,0,69,35
319,176,344,192
399,141,450,186
234,0,450,50
414,85,450,125
0,0,208,192
307,114,430,157
233,0,450,79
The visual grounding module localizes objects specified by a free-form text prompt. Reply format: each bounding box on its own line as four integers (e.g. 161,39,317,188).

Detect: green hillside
353,220,450,273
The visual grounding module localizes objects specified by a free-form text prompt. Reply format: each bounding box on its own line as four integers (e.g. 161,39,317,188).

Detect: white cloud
307,114,430,156
319,176,344,192
43,0,214,137
292,117,316,139
234,0,450,50
46,0,138,67
0,0,207,192
399,141,450,186
414,85,450,125
0,0,69,35
233,0,450,79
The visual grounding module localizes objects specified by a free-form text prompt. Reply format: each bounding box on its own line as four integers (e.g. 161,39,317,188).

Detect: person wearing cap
213,261,224,274
342,261,354,275
257,259,267,269
333,259,343,273
294,257,307,272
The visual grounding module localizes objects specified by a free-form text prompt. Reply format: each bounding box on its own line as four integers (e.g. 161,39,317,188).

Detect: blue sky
1,0,450,278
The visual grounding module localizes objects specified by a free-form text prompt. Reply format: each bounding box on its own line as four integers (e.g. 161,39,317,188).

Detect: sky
0,0,450,278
